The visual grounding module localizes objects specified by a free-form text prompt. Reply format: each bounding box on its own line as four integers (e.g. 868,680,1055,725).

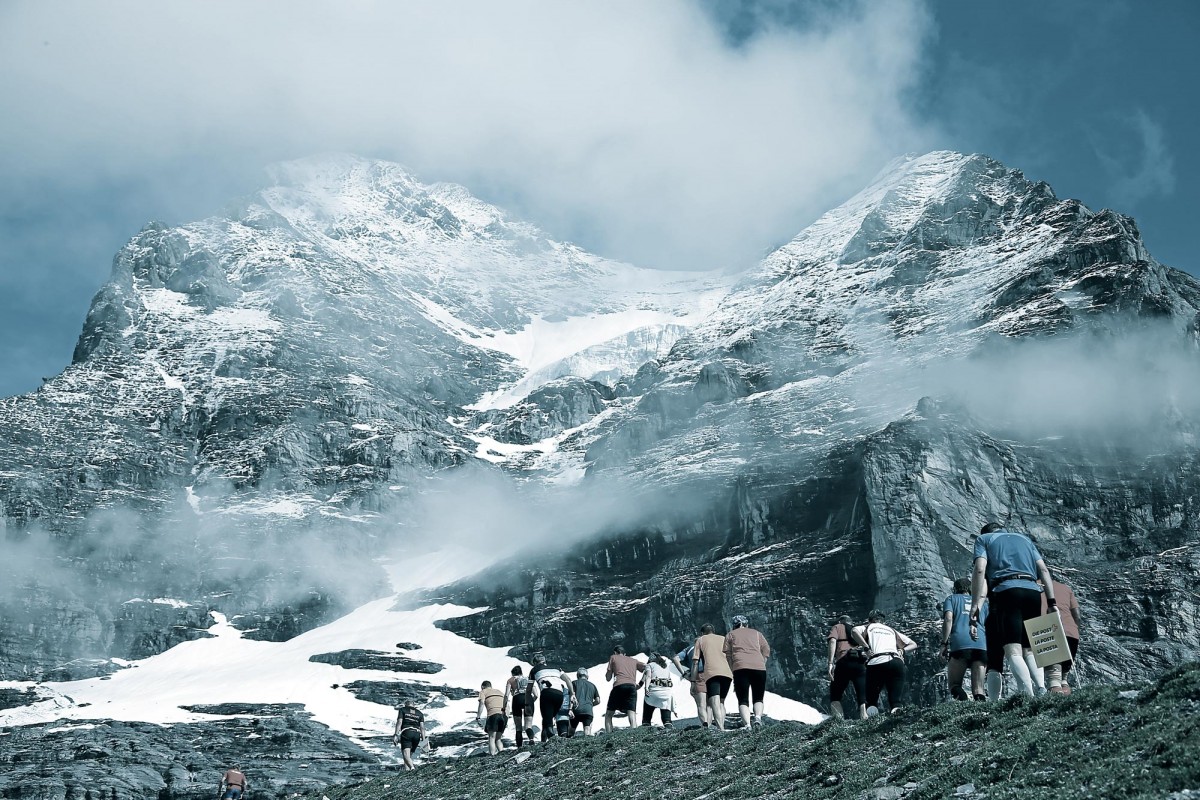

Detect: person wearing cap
969,522,1057,697
724,614,771,730
569,667,600,736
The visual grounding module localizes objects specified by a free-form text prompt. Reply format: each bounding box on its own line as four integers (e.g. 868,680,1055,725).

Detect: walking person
672,637,708,726
724,615,770,730
942,578,988,701
529,654,574,742
503,665,531,748
604,645,644,732
639,653,675,727
569,668,600,737
476,680,508,755
392,701,426,770
692,623,733,730
853,610,917,715
827,614,867,720
217,766,247,800
969,522,1057,697
1043,578,1082,694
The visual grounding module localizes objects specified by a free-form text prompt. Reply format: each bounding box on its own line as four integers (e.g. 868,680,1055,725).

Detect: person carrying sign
1042,578,1082,694
969,522,1057,697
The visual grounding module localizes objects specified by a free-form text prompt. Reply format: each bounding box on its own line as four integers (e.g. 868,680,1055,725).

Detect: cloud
1097,109,1176,208
0,0,933,271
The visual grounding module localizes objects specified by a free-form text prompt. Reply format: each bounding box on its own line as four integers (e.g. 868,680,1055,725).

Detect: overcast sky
0,0,1195,399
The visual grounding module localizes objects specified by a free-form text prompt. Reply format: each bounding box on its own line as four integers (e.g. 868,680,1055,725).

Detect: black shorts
705,675,732,700
398,728,421,750
485,713,507,733
733,668,767,705
829,656,866,704
985,586,1044,667
571,712,593,728
512,696,528,716
608,683,637,713
1064,637,1079,674
866,657,907,709
949,648,987,665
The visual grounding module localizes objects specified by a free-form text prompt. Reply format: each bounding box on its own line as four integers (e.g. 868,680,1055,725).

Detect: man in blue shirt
969,522,1056,697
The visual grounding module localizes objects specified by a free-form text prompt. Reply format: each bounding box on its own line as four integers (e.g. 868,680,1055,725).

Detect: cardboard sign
1024,611,1070,667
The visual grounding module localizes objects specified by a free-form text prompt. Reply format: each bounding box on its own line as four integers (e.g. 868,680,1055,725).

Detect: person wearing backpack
504,665,532,748
942,578,988,701
852,610,917,715
969,522,1057,697
826,614,867,720
672,636,708,727
529,654,574,742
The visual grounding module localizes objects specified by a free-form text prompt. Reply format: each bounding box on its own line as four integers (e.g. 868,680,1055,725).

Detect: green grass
322,664,1200,800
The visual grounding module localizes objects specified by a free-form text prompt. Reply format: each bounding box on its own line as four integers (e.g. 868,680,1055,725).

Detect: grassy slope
324,664,1200,800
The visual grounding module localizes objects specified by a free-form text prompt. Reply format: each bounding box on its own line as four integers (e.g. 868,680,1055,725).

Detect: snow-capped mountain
2,151,1199,797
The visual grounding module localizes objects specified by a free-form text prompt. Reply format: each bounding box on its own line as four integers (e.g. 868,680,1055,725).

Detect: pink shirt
724,627,770,671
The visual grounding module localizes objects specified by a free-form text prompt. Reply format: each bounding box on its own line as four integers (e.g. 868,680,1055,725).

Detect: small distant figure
477,680,508,755
570,668,599,737
604,645,644,732
724,614,770,730
217,766,247,800
826,614,867,720
1044,578,1082,694
692,623,733,730
942,578,988,701
639,653,675,727
853,610,917,715
969,522,1057,697
393,701,426,770
529,653,574,742
504,665,532,748
671,636,709,726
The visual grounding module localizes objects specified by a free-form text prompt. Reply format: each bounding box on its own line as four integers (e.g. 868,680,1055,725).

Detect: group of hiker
386,522,1083,767
827,522,1084,718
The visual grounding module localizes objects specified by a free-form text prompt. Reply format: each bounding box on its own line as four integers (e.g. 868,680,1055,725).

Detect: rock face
434,152,1200,706
1,149,1199,733
309,649,444,674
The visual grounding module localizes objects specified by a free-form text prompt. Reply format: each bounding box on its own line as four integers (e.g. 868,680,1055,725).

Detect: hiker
969,522,1057,697
692,623,733,730
639,653,675,727
570,668,600,736
942,577,988,701
853,610,917,715
827,614,868,720
1043,577,1082,694
392,701,426,770
477,680,507,755
725,614,770,730
503,665,532,748
605,644,644,732
218,766,247,800
672,638,709,726
530,654,574,741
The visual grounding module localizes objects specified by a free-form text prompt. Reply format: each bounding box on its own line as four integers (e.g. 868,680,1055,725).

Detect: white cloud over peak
0,0,934,269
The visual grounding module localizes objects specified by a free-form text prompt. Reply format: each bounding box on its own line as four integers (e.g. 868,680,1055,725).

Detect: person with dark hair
503,665,531,748
639,653,675,727
604,645,643,732
692,623,733,730
852,610,917,715
569,668,599,736
827,613,867,720
724,614,771,730
477,680,507,755
671,636,708,726
942,577,988,701
529,653,574,742
392,702,426,770
218,766,247,800
970,522,1056,697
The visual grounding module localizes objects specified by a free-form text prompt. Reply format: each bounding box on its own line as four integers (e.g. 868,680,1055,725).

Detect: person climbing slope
605,645,644,732
529,654,574,742
639,653,675,727
942,577,988,701
503,665,531,748
569,668,600,737
393,702,426,770
853,610,917,715
673,631,708,726
476,680,508,755
692,623,733,731
827,614,867,720
724,614,771,730
217,766,247,800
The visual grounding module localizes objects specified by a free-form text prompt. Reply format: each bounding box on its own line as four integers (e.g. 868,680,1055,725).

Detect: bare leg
624,710,637,729
857,703,867,720
947,658,968,700
986,669,1003,701
604,711,614,733
753,701,764,724
401,747,415,770
829,699,844,719
739,704,752,729
708,695,726,730
970,663,987,699
694,688,709,725
1023,649,1045,694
